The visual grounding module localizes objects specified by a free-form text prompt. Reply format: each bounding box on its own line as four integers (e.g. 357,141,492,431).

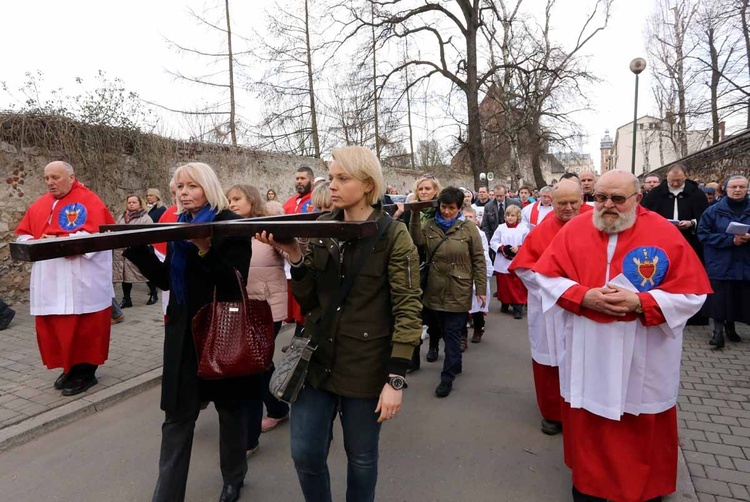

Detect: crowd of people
9,153,749,501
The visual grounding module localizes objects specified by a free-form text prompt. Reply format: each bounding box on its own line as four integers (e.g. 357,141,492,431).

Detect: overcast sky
0,0,673,171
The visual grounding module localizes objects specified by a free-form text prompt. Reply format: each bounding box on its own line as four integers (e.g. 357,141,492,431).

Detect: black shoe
119,298,133,309
61,376,98,397
541,418,562,435
709,330,725,349
146,293,158,306
725,321,741,342
219,482,243,502
0,309,15,330
500,303,509,314
426,347,439,362
53,372,72,390
572,485,607,502
435,381,452,398
513,306,523,319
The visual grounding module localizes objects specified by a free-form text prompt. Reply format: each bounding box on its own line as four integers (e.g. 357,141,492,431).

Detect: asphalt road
0,310,572,501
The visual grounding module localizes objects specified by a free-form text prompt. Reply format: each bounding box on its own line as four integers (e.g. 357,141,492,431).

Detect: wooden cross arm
100,200,437,232
10,220,377,262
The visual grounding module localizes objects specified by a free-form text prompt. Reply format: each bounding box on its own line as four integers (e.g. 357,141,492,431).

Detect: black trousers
152,399,247,502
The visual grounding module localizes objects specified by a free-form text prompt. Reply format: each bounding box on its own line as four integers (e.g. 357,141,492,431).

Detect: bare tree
482,0,610,188
647,0,699,157
250,0,330,157
165,1,243,145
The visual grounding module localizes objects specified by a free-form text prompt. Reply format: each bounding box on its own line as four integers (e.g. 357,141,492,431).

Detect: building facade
610,116,712,176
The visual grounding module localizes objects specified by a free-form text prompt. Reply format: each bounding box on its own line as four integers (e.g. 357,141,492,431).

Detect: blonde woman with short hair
123,162,257,502
257,145,422,502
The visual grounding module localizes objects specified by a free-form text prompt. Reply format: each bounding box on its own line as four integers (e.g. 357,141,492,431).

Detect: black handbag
269,214,393,404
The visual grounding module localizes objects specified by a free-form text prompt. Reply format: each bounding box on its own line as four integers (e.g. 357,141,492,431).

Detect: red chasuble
533,206,711,324
16,180,115,238
531,206,711,501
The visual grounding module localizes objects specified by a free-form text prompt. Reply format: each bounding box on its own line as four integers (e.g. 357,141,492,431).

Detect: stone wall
0,114,474,303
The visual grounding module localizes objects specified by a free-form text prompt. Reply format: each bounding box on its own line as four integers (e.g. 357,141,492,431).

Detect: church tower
600,129,614,171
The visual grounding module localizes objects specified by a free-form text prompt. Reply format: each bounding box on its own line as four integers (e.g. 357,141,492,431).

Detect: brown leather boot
471,328,483,343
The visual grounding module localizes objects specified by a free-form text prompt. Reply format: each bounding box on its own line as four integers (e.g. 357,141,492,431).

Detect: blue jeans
290,384,381,502
437,311,466,384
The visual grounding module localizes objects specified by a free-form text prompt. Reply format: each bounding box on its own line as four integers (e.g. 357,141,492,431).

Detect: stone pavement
2,283,750,500
679,322,750,502
0,284,164,441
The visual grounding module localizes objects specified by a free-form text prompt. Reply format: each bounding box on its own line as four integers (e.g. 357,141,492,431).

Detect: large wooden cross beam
10,200,437,262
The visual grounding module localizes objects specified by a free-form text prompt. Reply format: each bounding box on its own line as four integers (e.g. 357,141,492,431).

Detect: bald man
15,162,115,396
510,181,591,435
533,171,711,501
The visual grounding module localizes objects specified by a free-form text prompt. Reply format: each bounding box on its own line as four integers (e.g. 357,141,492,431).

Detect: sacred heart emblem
58,203,88,231
637,262,655,281
622,247,669,292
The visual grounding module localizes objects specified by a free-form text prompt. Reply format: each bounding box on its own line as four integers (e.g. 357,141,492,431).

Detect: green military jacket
410,215,487,312
291,207,423,400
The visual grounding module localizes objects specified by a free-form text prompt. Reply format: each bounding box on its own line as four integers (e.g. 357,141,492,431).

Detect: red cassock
16,180,116,373
510,214,573,423
532,206,712,502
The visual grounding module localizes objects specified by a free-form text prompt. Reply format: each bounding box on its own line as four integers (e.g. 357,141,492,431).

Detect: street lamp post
630,58,647,175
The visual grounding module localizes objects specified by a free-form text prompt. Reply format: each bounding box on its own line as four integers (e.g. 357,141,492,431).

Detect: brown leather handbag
192,269,274,379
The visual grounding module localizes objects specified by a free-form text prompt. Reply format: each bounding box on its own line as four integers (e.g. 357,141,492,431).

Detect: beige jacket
247,239,288,322
113,212,153,283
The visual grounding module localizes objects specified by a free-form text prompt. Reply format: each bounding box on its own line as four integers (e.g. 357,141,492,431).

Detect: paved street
0,286,747,500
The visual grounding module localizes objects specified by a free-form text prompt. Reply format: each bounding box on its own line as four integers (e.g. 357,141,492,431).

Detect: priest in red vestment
510,180,587,436
533,170,711,502
15,161,115,396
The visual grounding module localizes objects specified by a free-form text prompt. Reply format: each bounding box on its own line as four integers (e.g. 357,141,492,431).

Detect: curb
0,367,162,452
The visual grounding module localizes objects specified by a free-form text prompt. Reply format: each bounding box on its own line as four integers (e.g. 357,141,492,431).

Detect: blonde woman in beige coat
226,184,291,457
113,194,156,307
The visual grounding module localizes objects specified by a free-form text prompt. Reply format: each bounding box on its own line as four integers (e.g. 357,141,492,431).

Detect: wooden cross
10,200,437,262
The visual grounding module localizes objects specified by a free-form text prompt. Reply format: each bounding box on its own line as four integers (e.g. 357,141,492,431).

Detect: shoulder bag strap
426,220,462,264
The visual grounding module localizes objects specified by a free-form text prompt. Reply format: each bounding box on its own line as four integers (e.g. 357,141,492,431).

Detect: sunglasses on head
420,174,436,179
592,193,637,205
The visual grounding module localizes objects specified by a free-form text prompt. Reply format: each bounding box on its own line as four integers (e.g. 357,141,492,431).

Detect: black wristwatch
387,375,408,390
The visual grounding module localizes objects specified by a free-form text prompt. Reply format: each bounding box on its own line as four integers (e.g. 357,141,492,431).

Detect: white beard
593,206,637,234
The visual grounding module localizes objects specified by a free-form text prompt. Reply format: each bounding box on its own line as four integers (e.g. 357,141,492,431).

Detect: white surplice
489,223,530,274
18,233,114,316
516,268,565,367
536,233,706,421
521,201,553,228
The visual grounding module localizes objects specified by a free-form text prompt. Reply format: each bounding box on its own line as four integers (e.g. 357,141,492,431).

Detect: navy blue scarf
170,205,218,304
435,211,462,233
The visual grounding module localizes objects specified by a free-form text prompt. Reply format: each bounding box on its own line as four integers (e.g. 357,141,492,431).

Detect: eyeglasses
592,192,638,205
420,174,436,180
